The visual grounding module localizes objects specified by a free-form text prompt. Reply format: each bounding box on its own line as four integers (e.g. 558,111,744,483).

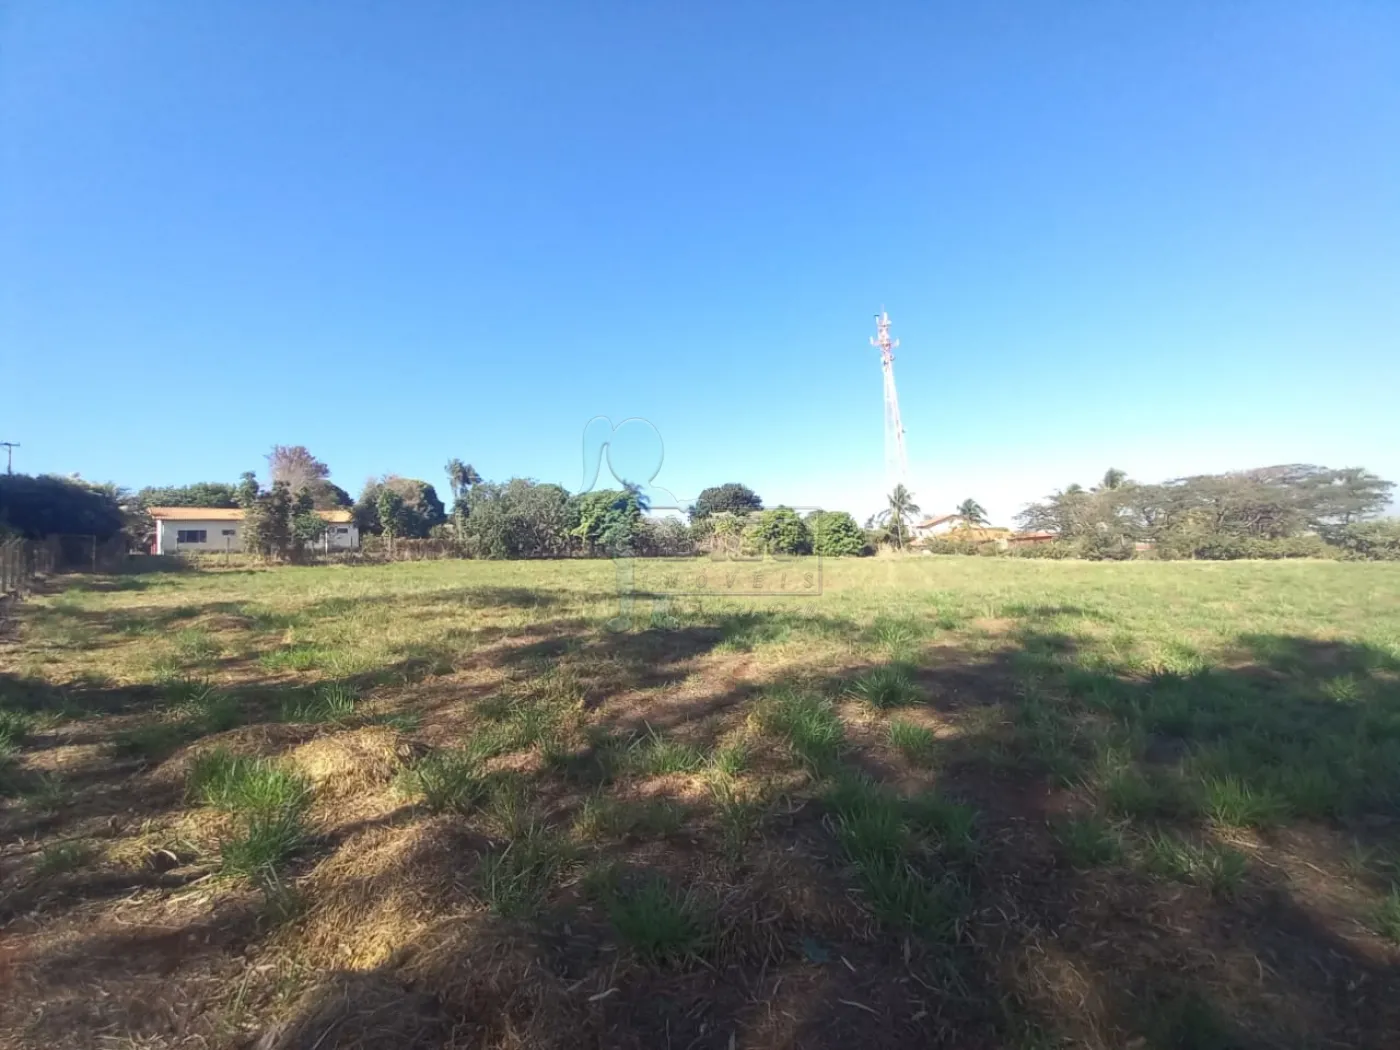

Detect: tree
877,485,922,550
809,510,868,557
635,516,693,556
691,483,763,520
461,479,574,559
747,507,812,556
445,459,483,536
570,489,643,556
1015,463,1396,559
236,472,261,508
375,489,412,545
1096,468,1128,492
291,487,327,555
0,474,125,542
956,499,989,527
135,482,239,509
267,446,331,493
243,481,294,560
354,477,447,539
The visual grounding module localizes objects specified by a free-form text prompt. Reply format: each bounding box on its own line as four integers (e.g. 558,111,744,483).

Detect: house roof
147,506,354,524
914,514,959,529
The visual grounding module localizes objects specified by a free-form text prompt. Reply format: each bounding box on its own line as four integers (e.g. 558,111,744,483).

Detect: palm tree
444,459,482,537
877,484,922,550
956,498,989,527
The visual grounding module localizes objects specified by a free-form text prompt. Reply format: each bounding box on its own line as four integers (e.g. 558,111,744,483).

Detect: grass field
3,555,1400,1049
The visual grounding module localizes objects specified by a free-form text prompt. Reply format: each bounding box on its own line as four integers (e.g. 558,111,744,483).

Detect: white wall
156,519,243,554
324,524,359,550
155,519,359,553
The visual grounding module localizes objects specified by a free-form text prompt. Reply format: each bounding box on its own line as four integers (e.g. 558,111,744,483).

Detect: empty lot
2,556,1399,1049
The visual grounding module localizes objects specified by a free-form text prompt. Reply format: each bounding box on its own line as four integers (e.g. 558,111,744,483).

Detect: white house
910,514,964,541
149,507,359,554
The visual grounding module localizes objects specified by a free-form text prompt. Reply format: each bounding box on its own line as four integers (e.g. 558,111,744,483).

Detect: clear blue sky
2,2,1397,525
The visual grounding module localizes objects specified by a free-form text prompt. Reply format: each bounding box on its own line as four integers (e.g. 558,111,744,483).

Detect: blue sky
2,2,1397,525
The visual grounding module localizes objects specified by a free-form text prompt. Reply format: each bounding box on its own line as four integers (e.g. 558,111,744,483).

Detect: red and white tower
871,311,908,489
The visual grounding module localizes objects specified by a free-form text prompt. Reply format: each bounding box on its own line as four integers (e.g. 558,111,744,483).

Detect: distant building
911,514,1012,545
1007,530,1056,546
147,507,358,554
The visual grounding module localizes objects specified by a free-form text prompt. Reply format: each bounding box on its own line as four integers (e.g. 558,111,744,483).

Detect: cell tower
871,310,908,488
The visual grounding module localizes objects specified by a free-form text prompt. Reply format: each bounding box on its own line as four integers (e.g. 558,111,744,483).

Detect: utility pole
0,442,18,475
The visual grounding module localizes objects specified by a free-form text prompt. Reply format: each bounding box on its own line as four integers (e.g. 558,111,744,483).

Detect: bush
1007,541,1078,559
1332,519,1400,561
0,474,124,541
809,511,868,557
921,537,986,556
1191,535,1339,561
746,507,812,556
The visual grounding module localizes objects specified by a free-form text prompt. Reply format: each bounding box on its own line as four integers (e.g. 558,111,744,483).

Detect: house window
335,527,348,535
221,529,237,537
176,530,208,544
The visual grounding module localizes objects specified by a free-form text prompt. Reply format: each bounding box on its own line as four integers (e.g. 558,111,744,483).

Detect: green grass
1375,885,1400,943
169,681,244,733
23,772,73,811
10,555,1400,1049
756,688,844,775
220,812,311,879
259,644,330,673
708,739,750,778
603,873,713,963
0,707,34,750
186,748,313,877
903,793,981,862
628,726,705,776
1199,774,1290,829
394,749,488,813
888,718,937,762
188,748,312,814
1138,831,1250,896
280,681,359,725
574,793,686,840
34,840,96,876
848,662,922,709
1055,815,1123,868
823,774,969,935
476,824,570,918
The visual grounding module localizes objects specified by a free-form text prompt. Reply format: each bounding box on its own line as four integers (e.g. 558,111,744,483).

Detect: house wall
155,519,359,553
156,519,242,554
325,524,359,550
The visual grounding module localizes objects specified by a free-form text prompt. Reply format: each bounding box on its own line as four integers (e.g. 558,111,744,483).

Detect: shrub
809,511,868,557
1332,519,1400,561
1192,535,1339,561
1007,541,1079,559
746,507,812,556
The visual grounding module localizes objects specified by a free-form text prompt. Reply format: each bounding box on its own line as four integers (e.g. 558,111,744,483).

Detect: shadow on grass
5,586,1400,1049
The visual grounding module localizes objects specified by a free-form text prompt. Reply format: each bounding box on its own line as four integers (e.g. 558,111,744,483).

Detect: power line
0,442,17,475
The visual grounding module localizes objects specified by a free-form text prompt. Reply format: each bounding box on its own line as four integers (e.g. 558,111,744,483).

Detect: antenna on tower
870,311,908,489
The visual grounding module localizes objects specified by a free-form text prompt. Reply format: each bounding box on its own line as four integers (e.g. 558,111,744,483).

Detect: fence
0,534,130,603
0,537,56,600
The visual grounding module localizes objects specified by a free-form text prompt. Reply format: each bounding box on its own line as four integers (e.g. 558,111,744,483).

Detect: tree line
3,451,1395,562
936,465,1398,560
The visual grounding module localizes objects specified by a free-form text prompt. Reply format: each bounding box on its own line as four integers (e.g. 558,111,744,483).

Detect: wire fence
0,534,129,606
0,537,56,601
